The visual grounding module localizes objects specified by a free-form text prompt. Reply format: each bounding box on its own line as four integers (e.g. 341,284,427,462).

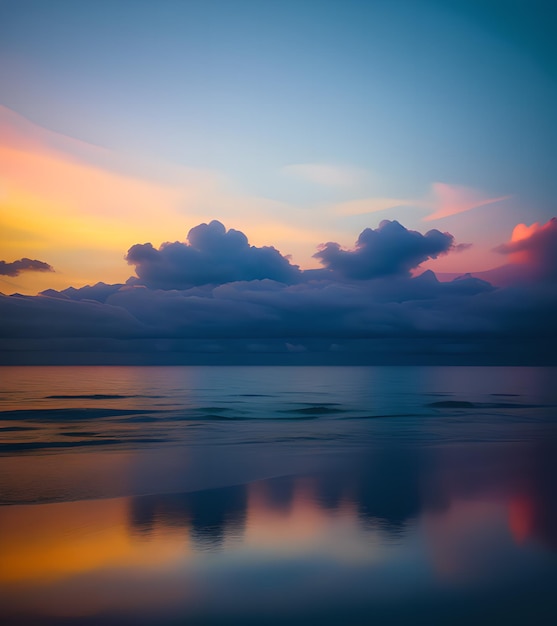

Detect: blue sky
2,0,555,221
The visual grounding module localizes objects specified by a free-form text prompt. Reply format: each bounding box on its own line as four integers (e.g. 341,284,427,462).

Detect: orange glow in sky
0,112,194,292
0,106,335,294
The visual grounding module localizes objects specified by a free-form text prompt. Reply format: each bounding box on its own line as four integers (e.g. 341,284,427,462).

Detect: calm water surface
1,366,556,625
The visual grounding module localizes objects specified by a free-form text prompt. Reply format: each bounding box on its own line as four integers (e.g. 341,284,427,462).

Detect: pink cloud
494,218,557,279
436,217,557,286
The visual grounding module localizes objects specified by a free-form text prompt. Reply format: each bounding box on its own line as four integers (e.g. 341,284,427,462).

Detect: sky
0,0,556,363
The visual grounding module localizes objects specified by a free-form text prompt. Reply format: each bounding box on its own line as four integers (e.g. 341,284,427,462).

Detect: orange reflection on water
0,496,189,584
2,470,552,623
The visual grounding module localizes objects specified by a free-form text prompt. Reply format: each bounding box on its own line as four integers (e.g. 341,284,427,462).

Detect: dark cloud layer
314,220,454,279
126,220,301,289
0,258,53,277
1,218,556,364
41,282,124,304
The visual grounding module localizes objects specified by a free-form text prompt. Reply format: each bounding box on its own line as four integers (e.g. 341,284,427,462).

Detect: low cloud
126,220,301,289
0,258,54,277
314,220,454,279
126,220,457,287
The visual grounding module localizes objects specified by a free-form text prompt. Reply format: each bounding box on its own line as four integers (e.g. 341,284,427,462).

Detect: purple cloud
41,282,124,304
0,258,54,277
125,220,301,289
314,220,454,279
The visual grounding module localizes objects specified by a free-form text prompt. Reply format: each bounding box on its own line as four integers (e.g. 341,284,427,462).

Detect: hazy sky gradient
1,0,555,295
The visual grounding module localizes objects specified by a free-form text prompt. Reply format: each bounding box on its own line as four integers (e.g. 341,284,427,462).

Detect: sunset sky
1,0,556,362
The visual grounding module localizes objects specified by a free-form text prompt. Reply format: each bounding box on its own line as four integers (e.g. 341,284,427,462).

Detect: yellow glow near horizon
0,108,332,294
0,139,193,292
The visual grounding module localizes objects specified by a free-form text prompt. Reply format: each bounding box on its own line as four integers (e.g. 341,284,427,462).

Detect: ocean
1,365,556,625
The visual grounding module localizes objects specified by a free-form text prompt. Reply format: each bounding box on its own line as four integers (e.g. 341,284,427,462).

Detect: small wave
151,411,326,422
0,437,168,453
185,413,253,421
490,393,520,397
0,408,157,421
235,394,275,397
427,401,475,408
346,413,421,420
422,393,453,397
117,415,161,423
280,406,345,415
45,394,162,400
427,400,546,409
298,402,343,406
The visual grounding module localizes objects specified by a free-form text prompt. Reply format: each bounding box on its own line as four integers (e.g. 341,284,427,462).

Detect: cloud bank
1,218,556,364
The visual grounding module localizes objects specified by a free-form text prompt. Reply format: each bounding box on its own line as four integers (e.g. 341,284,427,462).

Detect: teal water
1,366,556,624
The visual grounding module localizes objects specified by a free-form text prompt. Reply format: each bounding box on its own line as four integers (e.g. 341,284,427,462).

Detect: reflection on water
1,443,557,625
1,366,557,624
0,497,188,584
